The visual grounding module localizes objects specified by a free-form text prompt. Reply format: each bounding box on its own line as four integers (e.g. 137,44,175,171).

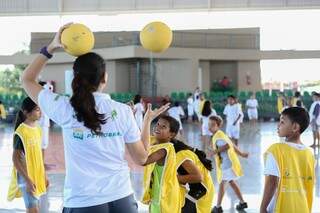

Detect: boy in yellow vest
142,113,208,213
260,107,315,213
7,97,48,213
209,115,249,213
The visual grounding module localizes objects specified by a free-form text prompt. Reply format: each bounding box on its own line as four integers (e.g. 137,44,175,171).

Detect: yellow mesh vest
142,143,182,213
176,150,214,213
7,123,46,201
0,104,6,119
211,130,243,183
277,97,284,114
265,143,315,213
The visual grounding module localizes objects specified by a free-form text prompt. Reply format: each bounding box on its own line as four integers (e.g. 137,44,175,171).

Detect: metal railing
108,31,260,49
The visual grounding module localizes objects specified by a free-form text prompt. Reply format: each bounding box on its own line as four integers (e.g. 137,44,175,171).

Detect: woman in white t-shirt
133,94,145,130
21,23,169,213
201,100,217,154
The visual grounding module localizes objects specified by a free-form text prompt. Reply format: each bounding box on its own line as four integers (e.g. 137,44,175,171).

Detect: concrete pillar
199,60,210,92
105,60,116,93
237,61,262,92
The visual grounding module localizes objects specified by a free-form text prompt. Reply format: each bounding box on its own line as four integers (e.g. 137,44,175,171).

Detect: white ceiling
1,0,320,16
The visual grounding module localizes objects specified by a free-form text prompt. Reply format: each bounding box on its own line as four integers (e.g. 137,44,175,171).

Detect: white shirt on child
38,89,140,208
134,102,144,130
264,142,308,213
215,139,232,170
168,106,185,130
201,110,217,136
246,99,258,109
223,104,241,127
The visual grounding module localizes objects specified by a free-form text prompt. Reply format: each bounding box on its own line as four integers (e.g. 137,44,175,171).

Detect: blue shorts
62,194,138,213
17,174,39,209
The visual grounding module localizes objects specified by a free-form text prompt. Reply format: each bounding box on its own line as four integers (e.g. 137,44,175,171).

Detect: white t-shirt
39,111,50,128
246,99,258,109
168,106,185,130
215,139,232,170
193,99,200,114
201,109,217,135
264,142,309,213
134,102,144,130
309,101,320,124
38,90,140,208
187,97,194,116
223,104,241,127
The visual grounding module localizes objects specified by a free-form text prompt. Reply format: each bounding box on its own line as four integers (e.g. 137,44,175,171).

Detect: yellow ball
140,21,173,53
61,23,95,57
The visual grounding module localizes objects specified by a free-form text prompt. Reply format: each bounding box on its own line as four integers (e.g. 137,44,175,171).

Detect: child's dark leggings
62,194,138,213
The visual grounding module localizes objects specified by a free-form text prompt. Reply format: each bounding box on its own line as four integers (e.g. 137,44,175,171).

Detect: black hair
294,91,301,98
158,115,180,135
315,93,320,98
159,115,212,171
201,100,212,117
39,81,46,86
227,94,236,99
281,107,310,134
133,94,141,105
174,101,180,107
171,139,212,171
14,97,37,130
70,52,107,135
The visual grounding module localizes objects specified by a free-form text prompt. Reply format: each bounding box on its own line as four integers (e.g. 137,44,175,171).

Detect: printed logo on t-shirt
73,129,84,140
87,131,122,139
104,109,118,123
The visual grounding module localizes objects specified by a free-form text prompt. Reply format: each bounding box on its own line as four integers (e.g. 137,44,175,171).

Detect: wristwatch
40,46,53,59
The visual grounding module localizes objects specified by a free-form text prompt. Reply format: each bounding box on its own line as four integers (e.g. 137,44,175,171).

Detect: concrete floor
0,121,319,213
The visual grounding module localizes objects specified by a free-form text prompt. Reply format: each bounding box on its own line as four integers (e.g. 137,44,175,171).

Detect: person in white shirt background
309,92,320,147
193,95,201,123
187,93,194,123
201,100,217,155
167,101,185,136
223,95,243,146
21,23,169,213
193,86,201,101
246,93,259,128
133,94,145,130
38,81,52,169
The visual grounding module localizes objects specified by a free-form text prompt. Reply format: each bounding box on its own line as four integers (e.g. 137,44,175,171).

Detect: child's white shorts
222,168,239,181
226,125,240,139
247,109,258,120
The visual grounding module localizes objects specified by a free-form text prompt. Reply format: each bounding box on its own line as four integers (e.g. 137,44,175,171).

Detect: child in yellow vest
260,107,315,213
142,115,212,213
7,97,48,213
172,137,214,213
0,100,7,120
208,115,249,213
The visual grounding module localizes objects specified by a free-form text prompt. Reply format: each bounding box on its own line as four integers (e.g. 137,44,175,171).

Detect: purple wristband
40,46,53,59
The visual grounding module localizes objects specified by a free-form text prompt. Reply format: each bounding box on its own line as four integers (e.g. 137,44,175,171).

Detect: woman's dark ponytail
194,148,213,171
171,139,213,171
70,52,107,135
